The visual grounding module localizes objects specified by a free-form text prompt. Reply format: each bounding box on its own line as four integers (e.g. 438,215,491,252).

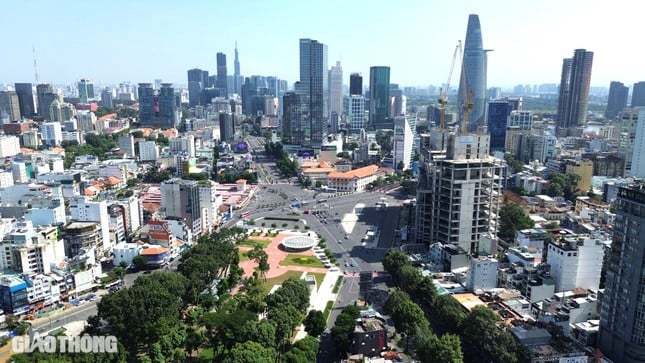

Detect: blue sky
1,0,643,89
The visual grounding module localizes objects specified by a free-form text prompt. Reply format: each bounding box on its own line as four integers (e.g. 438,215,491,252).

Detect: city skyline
2,0,645,89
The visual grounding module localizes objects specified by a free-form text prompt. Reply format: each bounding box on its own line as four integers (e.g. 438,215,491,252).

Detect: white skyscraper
169,135,196,158
393,116,413,170
349,95,365,132
139,141,160,162
328,60,343,118
0,136,20,158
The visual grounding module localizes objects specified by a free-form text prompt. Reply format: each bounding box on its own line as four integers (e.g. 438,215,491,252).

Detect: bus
239,211,251,218
317,199,328,204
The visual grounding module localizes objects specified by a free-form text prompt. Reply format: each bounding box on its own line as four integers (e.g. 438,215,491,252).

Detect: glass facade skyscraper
14,83,34,118
487,100,512,152
298,38,328,146
599,184,645,362
350,73,362,96
216,52,227,96
458,14,488,132
556,49,593,131
606,81,629,119
369,66,390,129
631,81,645,108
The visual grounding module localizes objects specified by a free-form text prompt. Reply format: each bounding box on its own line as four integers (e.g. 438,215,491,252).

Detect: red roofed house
146,220,178,258
327,165,379,192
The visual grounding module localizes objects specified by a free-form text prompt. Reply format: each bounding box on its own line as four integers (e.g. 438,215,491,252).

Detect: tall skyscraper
631,81,645,107
138,83,177,127
187,68,205,107
605,81,629,119
350,73,363,96
77,79,95,103
369,66,391,129
0,91,21,122
415,131,502,255
14,83,35,118
393,116,413,170
487,99,512,151
599,184,645,362
101,88,113,109
161,179,203,236
298,38,328,146
349,95,366,132
36,83,54,118
328,61,343,119
457,14,488,132
216,52,228,96
218,112,235,141
281,91,304,145
556,49,594,132
234,42,241,95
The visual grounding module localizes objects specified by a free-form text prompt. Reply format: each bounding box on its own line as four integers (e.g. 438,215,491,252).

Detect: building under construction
415,128,504,257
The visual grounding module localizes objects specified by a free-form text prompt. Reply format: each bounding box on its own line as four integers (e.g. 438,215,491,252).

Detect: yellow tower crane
438,41,462,130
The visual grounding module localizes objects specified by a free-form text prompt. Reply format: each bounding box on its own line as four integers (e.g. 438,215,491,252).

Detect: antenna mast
32,44,39,84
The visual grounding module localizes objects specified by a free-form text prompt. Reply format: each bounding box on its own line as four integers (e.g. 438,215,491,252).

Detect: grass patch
308,272,326,291
238,250,250,262
332,276,344,293
239,239,271,248
279,254,325,268
323,300,334,322
261,270,303,295
198,347,214,361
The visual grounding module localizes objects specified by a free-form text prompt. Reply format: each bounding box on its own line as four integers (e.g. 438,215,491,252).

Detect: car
344,235,349,239
344,261,349,267
338,240,342,244
351,262,357,267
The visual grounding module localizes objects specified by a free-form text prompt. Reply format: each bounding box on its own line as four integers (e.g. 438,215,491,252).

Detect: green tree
336,151,350,159
331,305,361,354
431,295,467,335
504,154,524,174
417,330,464,363
223,341,276,363
303,310,326,337
132,255,147,270
461,306,521,363
498,203,534,241
267,304,302,353
283,336,319,363
382,248,410,282
265,278,310,313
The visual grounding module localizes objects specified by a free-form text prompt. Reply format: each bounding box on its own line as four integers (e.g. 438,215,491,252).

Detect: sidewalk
293,270,341,341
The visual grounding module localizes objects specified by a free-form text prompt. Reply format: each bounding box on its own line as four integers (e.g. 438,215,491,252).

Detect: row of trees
382,249,524,362
265,142,299,177
11,228,324,362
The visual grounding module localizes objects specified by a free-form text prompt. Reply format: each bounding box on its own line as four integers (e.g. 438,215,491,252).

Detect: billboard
235,142,249,153
297,149,315,157
321,145,337,152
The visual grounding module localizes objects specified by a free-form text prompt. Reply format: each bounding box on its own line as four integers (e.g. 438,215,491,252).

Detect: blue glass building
487,100,512,151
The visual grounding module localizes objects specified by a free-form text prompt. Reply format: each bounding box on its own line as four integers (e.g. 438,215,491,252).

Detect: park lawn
279,254,325,268
239,239,272,248
308,272,326,291
238,250,250,262
260,270,303,295
198,347,214,361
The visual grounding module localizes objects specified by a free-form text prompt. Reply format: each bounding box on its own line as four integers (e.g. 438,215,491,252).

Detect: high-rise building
457,14,488,132
599,184,645,362
234,42,241,95
219,112,235,141
628,109,645,178
298,38,328,146
487,100,512,151
139,141,160,161
606,81,628,119
389,89,406,118
187,68,205,107
40,122,63,146
14,83,34,118
36,84,56,119
161,179,202,236
350,73,363,96
349,95,366,132
328,61,343,118
281,92,304,145
393,116,413,170
369,66,391,129
216,52,227,96
118,134,135,158
631,81,645,107
169,135,196,158
415,131,503,255
138,83,177,127
77,79,95,103
0,91,20,122
556,49,594,132
101,88,113,109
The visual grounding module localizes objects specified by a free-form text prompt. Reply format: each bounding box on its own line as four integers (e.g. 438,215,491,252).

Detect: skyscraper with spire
457,14,488,132
234,42,241,95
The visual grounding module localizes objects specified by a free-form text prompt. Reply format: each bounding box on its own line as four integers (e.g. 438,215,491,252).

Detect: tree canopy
498,203,534,241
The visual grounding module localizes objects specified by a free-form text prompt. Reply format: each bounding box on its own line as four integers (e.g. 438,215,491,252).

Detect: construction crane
459,57,474,134
438,41,462,130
